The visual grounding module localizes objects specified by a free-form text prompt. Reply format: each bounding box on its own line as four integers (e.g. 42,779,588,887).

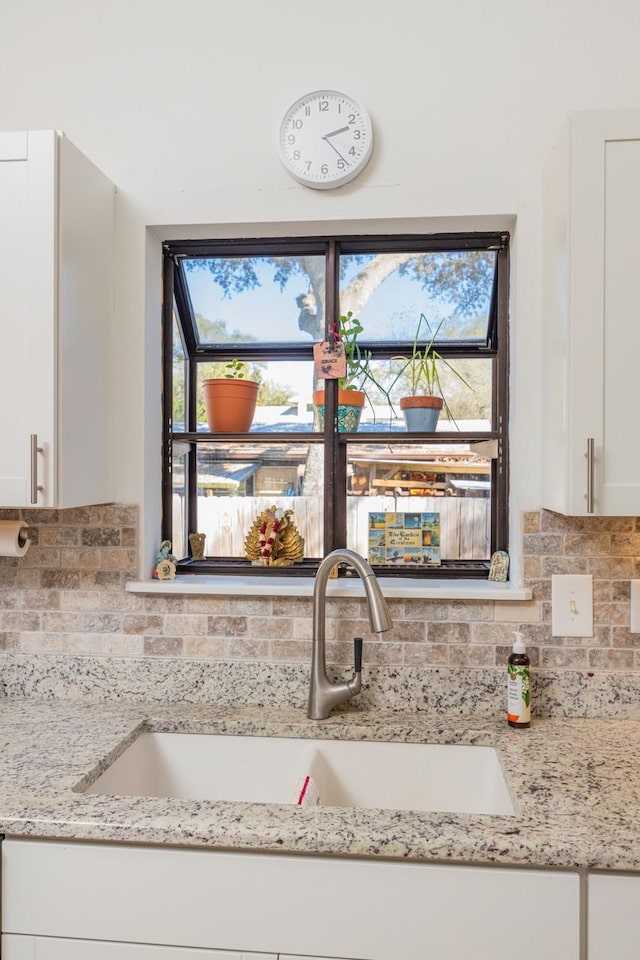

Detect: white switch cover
551,574,593,637
630,580,640,633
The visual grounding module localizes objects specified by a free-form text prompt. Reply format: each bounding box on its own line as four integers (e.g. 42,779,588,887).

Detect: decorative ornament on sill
188,532,206,559
245,506,304,567
488,550,509,582
153,539,177,580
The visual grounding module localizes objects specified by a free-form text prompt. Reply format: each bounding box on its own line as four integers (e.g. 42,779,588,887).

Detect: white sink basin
83,732,514,815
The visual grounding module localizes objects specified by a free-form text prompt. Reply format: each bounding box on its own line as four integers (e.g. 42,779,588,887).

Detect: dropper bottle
507,632,531,729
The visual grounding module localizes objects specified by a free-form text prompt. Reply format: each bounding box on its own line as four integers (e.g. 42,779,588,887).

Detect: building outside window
163,233,509,579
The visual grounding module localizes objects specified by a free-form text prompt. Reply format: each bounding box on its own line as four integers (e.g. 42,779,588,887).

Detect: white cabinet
588,872,640,959
2,947,352,960
0,130,114,508
542,109,640,515
1,839,581,960
2,938,275,959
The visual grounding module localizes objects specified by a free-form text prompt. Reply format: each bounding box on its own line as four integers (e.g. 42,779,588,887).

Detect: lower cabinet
2,939,274,959
588,872,640,959
1,839,581,960
2,942,351,960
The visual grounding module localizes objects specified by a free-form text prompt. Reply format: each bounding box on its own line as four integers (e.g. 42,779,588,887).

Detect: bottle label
507,664,531,723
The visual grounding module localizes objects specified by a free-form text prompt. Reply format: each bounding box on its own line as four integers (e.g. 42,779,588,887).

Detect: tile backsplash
1,504,639,674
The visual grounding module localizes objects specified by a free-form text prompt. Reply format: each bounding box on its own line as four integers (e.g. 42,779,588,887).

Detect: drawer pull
30,434,43,504
585,437,595,514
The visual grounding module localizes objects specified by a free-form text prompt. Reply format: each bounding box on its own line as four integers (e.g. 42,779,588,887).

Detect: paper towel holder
0,520,31,557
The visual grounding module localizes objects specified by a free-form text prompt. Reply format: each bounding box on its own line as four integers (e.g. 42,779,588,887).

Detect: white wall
1,0,639,571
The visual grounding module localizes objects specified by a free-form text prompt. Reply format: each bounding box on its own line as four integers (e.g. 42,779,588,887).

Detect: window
163,233,509,579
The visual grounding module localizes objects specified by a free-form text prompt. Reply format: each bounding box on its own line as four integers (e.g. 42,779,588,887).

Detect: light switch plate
551,574,593,637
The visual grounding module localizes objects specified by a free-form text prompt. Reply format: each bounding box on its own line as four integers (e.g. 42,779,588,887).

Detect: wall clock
278,89,373,190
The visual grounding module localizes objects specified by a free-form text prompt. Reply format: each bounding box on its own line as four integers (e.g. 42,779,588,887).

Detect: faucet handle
353,637,363,675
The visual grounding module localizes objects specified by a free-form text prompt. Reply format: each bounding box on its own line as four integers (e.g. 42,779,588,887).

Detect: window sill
126,576,532,601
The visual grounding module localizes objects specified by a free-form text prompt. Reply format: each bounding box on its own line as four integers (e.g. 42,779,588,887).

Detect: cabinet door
54,133,114,508
0,130,114,508
0,131,56,507
588,873,640,959
2,936,277,959
543,110,640,515
2,839,580,960
600,134,640,513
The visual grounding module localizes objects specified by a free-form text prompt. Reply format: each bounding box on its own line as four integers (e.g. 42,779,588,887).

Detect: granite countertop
0,698,639,872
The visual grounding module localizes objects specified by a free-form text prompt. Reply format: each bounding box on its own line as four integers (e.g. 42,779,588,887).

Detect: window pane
346,443,492,561
170,441,189,558
183,255,326,344
172,312,186,426
195,360,318,433
195,442,324,558
339,251,496,343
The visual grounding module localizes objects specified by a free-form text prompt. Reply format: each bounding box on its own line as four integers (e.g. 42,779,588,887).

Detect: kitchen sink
82,732,515,815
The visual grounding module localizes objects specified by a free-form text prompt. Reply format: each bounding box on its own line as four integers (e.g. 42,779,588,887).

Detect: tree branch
341,253,415,315
296,256,326,339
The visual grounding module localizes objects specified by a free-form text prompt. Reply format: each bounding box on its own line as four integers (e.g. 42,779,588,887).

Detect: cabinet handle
585,437,595,514
30,434,43,505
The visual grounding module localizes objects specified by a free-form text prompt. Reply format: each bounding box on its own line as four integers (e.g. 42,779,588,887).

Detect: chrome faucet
308,548,393,720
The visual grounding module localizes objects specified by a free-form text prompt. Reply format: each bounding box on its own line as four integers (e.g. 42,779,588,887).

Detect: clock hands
322,126,351,164
322,135,348,164
323,125,350,139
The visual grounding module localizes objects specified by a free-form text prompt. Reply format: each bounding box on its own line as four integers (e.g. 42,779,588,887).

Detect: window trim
162,231,509,579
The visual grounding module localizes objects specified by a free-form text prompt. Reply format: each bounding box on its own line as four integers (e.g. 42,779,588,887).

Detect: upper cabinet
0,130,114,508
543,110,640,515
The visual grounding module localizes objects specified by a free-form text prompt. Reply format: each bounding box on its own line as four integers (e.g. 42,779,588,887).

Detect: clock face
278,90,373,189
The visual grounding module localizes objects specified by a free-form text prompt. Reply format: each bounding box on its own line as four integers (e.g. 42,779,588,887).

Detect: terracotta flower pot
313,389,365,432
399,395,443,432
203,379,259,433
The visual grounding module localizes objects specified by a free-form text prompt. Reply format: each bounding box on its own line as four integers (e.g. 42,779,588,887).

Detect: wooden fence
173,495,490,561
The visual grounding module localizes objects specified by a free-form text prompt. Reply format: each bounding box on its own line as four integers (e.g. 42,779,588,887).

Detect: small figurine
153,539,177,580
488,550,509,582
188,532,206,559
244,506,304,567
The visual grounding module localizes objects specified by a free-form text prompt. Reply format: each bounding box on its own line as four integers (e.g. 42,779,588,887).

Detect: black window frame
162,231,509,579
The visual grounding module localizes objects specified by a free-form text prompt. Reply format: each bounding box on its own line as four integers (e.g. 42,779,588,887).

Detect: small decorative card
313,340,346,379
368,512,441,566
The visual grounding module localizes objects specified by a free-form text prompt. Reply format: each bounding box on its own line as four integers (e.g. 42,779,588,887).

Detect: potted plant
391,314,473,431
203,359,260,433
313,312,392,432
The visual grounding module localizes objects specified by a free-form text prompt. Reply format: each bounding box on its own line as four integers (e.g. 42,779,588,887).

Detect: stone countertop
0,698,638,871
